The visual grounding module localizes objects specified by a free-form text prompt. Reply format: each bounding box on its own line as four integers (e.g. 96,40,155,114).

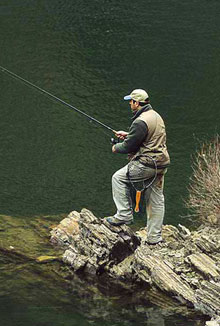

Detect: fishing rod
0,65,116,135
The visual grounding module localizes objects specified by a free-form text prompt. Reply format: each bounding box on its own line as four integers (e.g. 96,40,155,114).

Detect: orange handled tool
135,190,142,213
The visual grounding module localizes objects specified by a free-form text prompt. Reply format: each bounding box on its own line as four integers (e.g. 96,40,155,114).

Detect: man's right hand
114,130,128,140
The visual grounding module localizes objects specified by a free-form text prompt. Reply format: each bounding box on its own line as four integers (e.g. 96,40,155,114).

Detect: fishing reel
110,137,119,145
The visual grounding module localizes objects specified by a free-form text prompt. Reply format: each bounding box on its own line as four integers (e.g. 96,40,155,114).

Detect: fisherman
106,89,170,245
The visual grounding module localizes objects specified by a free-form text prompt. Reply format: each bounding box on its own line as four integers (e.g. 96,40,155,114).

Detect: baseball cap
124,89,149,102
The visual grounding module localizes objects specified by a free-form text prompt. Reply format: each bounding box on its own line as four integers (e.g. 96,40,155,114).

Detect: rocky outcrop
50,208,220,324
51,209,140,274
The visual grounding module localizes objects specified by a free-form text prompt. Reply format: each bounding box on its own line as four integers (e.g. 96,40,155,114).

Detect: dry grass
186,135,220,225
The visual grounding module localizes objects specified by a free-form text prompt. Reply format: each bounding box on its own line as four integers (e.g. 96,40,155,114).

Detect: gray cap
124,89,149,102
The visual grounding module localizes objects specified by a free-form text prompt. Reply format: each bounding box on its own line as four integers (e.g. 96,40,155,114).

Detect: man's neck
132,104,152,120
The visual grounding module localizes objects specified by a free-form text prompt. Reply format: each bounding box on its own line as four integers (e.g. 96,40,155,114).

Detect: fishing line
1,65,159,212
0,65,116,135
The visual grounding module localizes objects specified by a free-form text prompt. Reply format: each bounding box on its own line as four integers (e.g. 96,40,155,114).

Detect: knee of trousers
149,194,165,207
112,166,129,187
112,169,123,182
112,171,120,187
149,187,165,205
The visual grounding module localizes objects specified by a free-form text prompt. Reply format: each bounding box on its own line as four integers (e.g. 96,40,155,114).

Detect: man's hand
112,145,116,153
114,130,128,140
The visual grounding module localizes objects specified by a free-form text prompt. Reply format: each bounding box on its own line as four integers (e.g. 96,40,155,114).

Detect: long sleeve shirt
114,105,152,154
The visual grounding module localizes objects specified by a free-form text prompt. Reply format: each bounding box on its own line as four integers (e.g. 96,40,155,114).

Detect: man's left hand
112,145,116,153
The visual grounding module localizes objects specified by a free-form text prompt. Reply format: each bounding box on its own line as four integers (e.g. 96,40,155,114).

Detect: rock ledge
50,208,220,324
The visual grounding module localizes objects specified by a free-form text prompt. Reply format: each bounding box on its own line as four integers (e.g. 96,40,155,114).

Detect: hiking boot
144,238,165,246
106,216,133,226
145,239,166,246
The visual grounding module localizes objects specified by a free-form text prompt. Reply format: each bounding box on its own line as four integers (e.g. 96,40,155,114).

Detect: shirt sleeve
114,120,148,154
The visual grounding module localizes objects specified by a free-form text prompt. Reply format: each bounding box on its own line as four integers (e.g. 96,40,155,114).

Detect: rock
108,254,135,279
192,229,220,254
207,215,219,226
136,225,183,245
80,208,98,223
50,210,80,247
178,224,191,239
63,247,88,272
206,320,220,326
50,209,220,320
134,244,196,305
52,209,140,274
36,255,60,263
187,253,220,280
195,281,220,317
67,210,81,220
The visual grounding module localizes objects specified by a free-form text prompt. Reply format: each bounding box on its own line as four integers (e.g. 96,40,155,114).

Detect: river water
0,0,219,325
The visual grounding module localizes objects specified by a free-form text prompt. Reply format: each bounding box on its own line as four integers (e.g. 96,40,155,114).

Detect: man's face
129,99,139,113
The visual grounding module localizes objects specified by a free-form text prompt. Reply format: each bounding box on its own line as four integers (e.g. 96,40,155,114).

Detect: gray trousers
112,161,166,244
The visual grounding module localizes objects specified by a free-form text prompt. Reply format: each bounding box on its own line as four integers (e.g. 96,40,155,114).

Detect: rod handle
135,191,142,213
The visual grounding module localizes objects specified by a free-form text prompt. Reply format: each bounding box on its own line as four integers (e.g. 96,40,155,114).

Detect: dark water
0,0,219,325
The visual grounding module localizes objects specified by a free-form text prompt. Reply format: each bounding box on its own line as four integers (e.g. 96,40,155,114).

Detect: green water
0,0,219,325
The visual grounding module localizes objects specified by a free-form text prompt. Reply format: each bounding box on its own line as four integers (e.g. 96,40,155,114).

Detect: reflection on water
0,257,206,326
0,213,207,326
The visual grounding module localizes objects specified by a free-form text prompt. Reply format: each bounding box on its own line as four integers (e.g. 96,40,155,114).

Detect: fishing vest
135,109,170,168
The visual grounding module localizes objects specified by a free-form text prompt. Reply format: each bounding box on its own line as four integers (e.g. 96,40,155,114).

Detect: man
106,89,170,245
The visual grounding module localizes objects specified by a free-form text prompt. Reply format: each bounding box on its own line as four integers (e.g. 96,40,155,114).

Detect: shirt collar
131,104,152,121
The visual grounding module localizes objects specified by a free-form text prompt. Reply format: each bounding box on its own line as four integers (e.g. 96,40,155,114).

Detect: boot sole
106,218,133,226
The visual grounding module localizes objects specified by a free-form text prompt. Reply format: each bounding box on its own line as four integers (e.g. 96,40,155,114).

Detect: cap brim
124,95,132,100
